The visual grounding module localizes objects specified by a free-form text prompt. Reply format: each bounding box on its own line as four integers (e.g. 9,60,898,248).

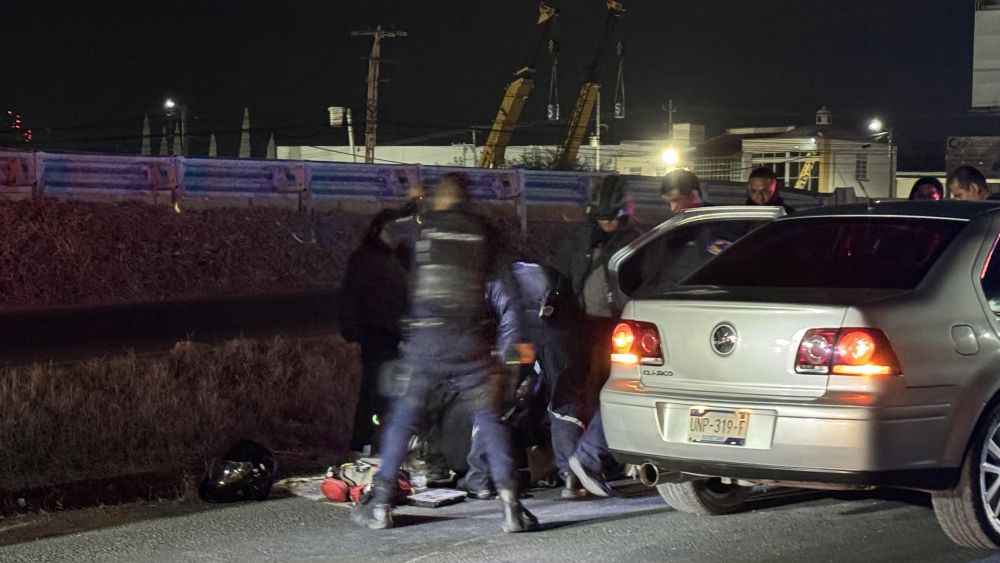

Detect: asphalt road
2,481,999,563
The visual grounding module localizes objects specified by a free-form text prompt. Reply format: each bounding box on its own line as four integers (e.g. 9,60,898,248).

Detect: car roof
787,200,1000,221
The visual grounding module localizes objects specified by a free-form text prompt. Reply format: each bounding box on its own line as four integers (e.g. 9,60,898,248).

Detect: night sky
0,0,989,168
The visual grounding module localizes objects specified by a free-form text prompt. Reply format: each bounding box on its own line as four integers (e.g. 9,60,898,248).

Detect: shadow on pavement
390,514,460,528
0,497,251,547
738,486,933,514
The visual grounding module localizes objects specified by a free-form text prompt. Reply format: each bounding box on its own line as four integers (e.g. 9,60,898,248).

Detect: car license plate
688,408,750,446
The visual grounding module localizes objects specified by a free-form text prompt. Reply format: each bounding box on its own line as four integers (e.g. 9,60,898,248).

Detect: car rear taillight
611,321,664,366
795,328,900,376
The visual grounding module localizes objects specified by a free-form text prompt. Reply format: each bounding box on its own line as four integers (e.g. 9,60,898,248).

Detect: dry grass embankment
0,199,573,311
0,335,360,499
0,199,348,310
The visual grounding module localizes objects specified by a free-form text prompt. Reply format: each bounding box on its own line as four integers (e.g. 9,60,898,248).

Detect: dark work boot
498,489,540,533
350,481,394,530
560,471,587,499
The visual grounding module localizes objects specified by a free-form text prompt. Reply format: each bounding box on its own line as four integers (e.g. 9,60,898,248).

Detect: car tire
656,478,750,515
932,406,1000,549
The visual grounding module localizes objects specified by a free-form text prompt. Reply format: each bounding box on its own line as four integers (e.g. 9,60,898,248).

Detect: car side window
981,233,1000,314
618,220,767,298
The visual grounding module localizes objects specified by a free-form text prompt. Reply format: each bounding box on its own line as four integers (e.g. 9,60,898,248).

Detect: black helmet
198,439,278,503
587,175,632,220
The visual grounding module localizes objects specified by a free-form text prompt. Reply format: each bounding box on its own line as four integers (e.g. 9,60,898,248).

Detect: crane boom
555,0,624,170
478,3,558,169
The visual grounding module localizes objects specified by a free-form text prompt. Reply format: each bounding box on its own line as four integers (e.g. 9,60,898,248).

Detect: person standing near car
550,175,642,496
339,209,412,453
660,169,704,213
351,172,539,534
909,177,944,201
948,165,999,201
745,166,795,213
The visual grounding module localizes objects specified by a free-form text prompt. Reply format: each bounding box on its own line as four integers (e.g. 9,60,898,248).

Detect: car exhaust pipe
638,462,673,487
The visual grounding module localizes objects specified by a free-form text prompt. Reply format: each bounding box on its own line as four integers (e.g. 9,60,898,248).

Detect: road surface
2,480,997,562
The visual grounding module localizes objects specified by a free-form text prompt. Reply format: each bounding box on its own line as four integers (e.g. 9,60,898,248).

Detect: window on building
749,152,819,191
855,154,869,181
692,158,741,182
629,167,643,175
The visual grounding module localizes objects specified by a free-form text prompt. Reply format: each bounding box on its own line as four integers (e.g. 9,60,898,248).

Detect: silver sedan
603,200,1000,548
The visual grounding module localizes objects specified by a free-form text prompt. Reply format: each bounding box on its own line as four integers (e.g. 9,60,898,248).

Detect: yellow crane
478,3,558,169
794,152,819,190
554,0,625,170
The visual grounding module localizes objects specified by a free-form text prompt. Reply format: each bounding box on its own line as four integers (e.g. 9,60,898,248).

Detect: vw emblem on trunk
711,324,738,356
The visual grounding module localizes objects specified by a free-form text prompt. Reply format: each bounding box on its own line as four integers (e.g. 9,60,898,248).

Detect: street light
660,147,680,167
867,117,897,197
163,98,187,155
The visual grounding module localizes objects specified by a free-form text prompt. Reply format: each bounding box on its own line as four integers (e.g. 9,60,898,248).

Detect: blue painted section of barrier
306,162,417,202
417,166,523,201
36,153,175,198
620,175,666,208
179,158,303,200
521,170,600,205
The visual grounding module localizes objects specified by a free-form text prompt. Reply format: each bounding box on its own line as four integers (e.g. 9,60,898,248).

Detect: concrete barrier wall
0,149,831,219
179,158,304,210
36,152,177,204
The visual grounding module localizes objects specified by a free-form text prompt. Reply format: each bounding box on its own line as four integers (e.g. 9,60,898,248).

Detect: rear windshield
684,217,967,290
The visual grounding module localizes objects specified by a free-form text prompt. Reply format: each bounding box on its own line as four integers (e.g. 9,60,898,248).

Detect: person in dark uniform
351,172,539,534
340,208,411,453
461,261,589,500
549,175,642,496
459,274,534,499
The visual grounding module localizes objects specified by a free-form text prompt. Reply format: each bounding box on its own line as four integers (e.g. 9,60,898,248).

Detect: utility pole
352,25,406,164
595,90,602,171
662,99,677,139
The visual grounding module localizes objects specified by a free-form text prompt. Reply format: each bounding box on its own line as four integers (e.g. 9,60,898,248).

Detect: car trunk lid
633,298,849,398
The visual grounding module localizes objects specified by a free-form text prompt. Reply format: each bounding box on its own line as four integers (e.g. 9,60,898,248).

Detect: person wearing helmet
549,175,643,497
551,175,641,319
351,172,539,534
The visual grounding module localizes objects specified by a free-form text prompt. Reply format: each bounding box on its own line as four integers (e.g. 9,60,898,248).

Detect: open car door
608,206,786,308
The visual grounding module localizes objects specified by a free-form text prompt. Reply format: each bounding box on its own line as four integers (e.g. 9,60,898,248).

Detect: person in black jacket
550,175,642,496
340,208,411,453
746,166,795,213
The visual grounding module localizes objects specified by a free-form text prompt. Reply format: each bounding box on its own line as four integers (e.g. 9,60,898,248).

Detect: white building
279,110,896,197
691,108,897,198
278,123,704,177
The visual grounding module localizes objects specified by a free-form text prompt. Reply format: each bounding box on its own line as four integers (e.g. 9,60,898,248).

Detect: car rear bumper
610,449,959,490
601,381,959,490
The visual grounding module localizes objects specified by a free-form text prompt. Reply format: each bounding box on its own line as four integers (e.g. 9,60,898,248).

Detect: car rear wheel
931,406,1000,549
657,478,750,515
